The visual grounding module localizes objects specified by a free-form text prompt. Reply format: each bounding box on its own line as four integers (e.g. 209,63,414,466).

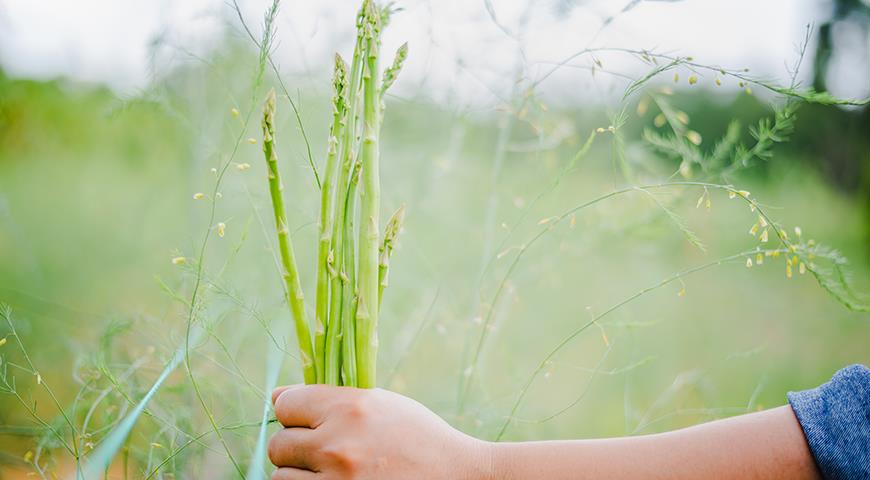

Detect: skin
269,385,821,480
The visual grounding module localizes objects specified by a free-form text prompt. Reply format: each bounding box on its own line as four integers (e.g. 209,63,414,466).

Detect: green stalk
356,1,383,388
378,205,405,310
261,89,317,384
340,161,363,386
315,56,348,383
325,3,368,386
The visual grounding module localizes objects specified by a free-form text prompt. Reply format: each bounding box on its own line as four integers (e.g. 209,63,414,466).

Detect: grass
0,1,868,478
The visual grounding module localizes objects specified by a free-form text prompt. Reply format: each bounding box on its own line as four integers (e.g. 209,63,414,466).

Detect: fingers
272,385,299,405
274,384,357,428
268,428,318,469
271,467,320,480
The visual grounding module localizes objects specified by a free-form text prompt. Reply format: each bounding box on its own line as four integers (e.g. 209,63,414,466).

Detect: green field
0,21,868,477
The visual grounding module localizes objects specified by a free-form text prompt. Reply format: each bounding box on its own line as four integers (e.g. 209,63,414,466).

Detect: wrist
466,439,503,480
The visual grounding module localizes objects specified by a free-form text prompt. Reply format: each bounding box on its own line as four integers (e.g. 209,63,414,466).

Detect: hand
269,385,492,479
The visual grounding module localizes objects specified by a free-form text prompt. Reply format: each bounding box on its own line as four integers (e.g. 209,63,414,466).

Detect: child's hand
269,385,491,479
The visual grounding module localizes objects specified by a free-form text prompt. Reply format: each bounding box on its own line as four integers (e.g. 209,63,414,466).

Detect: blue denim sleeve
787,364,870,480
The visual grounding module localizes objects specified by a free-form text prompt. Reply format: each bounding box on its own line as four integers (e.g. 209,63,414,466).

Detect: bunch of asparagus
261,0,407,388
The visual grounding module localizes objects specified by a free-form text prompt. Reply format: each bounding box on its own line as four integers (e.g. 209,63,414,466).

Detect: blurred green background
1,3,869,476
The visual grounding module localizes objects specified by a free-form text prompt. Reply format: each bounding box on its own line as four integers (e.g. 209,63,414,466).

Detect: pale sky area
0,0,867,105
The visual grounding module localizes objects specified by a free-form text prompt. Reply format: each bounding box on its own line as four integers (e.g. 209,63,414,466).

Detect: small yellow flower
193,192,205,200
799,262,806,275
673,72,680,83
807,239,816,247
786,261,793,279
636,97,650,116
607,125,615,133
596,127,606,133
758,215,768,227
772,250,781,258
746,257,753,268
728,191,737,199
738,190,751,198
756,253,764,265
760,229,769,243
679,161,692,179
688,75,698,85
236,163,252,171
792,255,799,266
247,138,257,144
24,451,33,462
0,337,6,347
676,111,690,125
738,81,745,88
654,114,667,128
210,167,217,174
686,130,702,145
745,87,753,95
678,287,686,297
794,226,802,237
217,222,226,238
715,78,722,86
171,256,186,265
230,107,240,117
215,192,223,199
749,223,759,236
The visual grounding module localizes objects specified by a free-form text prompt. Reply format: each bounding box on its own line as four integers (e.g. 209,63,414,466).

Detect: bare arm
490,405,820,480
269,386,820,480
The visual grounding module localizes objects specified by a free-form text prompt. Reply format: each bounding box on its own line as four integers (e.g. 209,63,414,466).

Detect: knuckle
343,392,374,419
322,444,363,475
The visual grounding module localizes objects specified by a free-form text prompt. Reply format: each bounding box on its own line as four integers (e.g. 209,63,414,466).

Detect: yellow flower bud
676,111,690,125
172,257,186,265
217,222,226,238
688,75,698,85
230,107,240,117
247,138,257,144
193,193,205,200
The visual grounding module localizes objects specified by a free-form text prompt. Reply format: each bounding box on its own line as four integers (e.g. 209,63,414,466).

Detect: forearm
484,406,820,480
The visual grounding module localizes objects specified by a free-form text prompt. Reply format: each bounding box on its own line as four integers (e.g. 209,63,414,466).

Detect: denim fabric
788,364,870,480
